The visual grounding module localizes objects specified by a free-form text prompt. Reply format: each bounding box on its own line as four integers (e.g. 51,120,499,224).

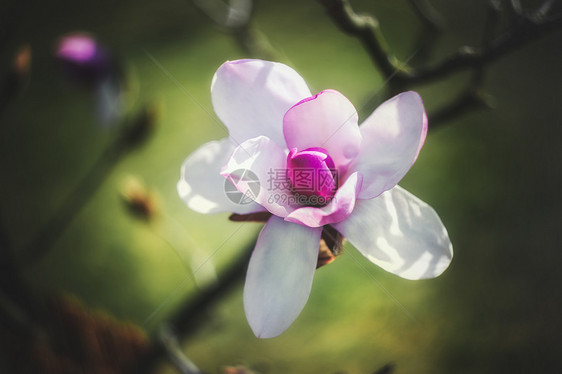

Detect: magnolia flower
178,59,453,338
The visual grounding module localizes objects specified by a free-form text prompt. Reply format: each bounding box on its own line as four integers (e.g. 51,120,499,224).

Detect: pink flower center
287,147,337,206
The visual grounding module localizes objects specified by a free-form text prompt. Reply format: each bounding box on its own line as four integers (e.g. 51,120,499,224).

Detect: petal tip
252,326,283,339
399,90,423,102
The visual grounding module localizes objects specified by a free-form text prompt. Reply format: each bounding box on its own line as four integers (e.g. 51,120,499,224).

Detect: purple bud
287,147,337,205
55,33,112,87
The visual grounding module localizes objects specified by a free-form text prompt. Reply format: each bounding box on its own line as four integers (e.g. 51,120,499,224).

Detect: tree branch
319,0,562,126
319,0,562,85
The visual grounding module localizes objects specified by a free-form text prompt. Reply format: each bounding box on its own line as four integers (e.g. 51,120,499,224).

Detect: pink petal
283,90,362,170
220,136,299,217
350,91,427,199
177,138,266,214
211,59,311,147
285,172,363,228
333,186,453,280
244,216,322,338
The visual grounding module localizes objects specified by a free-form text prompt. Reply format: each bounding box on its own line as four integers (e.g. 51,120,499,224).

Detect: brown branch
319,0,562,85
319,0,562,127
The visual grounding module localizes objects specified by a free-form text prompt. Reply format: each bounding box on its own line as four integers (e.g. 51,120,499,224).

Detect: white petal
211,59,311,147
350,91,428,199
244,216,322,338
221,136,299,217
333,186,452,280
177,138,265,214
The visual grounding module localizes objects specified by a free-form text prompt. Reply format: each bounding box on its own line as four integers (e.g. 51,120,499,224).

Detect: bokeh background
1,0,561,373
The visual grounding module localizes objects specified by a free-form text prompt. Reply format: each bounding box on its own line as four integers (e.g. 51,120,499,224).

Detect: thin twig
482,0,503,48
158,326,203,374
407,0,445,31
533,0,555,21
407,0,443,66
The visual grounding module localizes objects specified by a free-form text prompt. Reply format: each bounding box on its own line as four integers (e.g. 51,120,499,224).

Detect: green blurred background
1,0,561,373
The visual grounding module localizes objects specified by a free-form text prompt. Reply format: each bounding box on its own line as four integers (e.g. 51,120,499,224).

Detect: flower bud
120,176,158,221
55,33,112,87
287,147,337,206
